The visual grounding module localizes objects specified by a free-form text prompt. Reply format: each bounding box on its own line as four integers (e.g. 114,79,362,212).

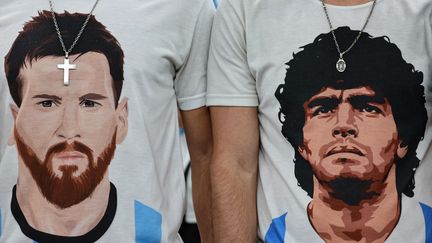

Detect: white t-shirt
179,128,197,224
0,0,214,242
207,0,432,242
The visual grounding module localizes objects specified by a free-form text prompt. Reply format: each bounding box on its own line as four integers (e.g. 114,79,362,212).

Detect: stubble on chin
323,177,379,206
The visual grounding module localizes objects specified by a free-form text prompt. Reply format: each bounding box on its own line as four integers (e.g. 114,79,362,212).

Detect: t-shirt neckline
309,0,381,10
11,182,118,243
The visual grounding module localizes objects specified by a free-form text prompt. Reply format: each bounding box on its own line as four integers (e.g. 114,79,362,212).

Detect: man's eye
360,105,382,114
80,99,101,108
313,107,334,116
37,100,55,108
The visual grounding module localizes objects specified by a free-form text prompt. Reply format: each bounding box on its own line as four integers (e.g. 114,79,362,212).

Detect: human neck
308,167,400,242
323,0,373,6
16,160,111,236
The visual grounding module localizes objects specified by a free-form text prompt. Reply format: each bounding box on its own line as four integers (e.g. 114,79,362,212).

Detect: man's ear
397,142,408,159
298,145,308,160
115,98,128,144
8,103,19,145
10,103,19,121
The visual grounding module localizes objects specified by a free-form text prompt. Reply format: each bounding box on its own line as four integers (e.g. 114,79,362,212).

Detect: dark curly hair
4,11,124,107
275,27,427,198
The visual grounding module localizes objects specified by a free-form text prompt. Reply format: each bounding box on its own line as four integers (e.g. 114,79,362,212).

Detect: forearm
181,107,213,243
191,152,213,243
209,107,259,243
211,155,258,243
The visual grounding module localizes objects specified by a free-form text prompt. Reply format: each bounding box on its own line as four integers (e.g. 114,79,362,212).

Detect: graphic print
272,27,429,242
4,11,129,242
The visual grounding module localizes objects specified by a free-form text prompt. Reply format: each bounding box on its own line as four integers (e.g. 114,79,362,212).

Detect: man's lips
325,146,365,157
55,151,86,160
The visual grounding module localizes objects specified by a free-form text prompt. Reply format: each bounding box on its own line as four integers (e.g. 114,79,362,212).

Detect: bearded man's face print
3,11,129,242
11,52,128,209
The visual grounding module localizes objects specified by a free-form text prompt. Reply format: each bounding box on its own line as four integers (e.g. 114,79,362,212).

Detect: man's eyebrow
348,95,385,105
32,94,62,101
79,93,108,101
307,96,340,108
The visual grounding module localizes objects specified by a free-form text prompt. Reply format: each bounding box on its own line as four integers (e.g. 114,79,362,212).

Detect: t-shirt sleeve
175,0,216,111
206,0,258,107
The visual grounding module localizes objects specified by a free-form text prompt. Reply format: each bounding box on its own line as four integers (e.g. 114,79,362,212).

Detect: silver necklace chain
49,0,100,58
321,0,377,72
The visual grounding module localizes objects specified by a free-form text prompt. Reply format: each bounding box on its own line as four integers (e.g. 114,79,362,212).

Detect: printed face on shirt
298,86,407,190
10,51,128,208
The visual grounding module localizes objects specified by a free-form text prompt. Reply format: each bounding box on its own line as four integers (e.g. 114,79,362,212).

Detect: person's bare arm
210,106,259,243
181,106,213,243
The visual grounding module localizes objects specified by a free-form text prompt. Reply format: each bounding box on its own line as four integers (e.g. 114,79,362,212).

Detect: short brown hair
4,11,125,107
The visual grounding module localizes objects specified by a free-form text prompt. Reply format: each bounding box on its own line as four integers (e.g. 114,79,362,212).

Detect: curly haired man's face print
298,85,408,204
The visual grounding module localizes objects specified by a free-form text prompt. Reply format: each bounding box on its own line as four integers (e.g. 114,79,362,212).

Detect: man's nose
332,127,358,138
332,104,358,138
56,104,81,140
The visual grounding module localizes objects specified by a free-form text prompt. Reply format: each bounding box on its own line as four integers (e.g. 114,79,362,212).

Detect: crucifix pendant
57,55,76,86
336,54,346,73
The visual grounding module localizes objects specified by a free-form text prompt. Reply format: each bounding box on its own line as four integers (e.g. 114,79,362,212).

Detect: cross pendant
57,57,76,86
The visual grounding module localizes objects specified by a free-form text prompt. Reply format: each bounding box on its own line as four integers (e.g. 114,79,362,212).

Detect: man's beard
324,177,379,206
14,127,116,209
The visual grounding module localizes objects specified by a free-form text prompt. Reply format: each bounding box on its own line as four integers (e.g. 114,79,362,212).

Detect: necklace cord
321,0,377,57
49,0,100,58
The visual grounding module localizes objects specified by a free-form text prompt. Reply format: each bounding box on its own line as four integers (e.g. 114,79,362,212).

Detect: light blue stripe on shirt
135,200,162,243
